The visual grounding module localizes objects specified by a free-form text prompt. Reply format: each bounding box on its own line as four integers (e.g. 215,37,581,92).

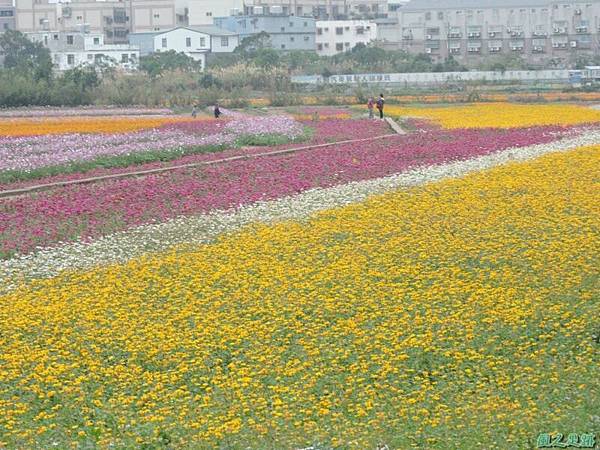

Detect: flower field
385,103,600,129
0,105,598,449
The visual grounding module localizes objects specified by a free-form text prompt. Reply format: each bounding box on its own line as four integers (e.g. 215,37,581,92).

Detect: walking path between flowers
3,128,600,292
0,132,403,199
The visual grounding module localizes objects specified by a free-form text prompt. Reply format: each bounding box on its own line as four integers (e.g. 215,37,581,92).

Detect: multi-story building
187,0,243,26
26,29,139,70
129,25,238,68
243,0,387,20
0,0,15,32
214,13,316,50
15,0,178,43
380,0,600,65
315,19,377,55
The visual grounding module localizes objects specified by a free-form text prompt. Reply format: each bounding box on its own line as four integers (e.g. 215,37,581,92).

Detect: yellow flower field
0,145,598,448
0,116,197,136
385,103,600,129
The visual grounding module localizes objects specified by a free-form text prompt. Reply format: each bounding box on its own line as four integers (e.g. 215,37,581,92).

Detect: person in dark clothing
214,103,221,119
376,94,385,120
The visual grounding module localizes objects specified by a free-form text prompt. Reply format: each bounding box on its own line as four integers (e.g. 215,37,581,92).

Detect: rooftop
403,0,557,10
129,26,237,37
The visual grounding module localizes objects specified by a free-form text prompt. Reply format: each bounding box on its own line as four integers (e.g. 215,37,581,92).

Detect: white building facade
129,26,238,69
315,19,377,55
187,0,243,26
27,30,140,70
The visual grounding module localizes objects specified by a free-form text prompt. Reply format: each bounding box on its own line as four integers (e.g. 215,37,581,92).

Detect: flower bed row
0,125,567,258
0,115,306,184
0,107,173,118
384,103,600,129
0,145,597,448
0,118,390,189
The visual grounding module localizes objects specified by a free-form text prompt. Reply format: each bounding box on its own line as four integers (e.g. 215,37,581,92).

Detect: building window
317,43,323,50
425,11,431,20
280,26,285,31
289,21,293,26
335,27,343,35
290,36,294,41
121,53,128,62
304,21,308,26
87,54,93,60
281,44,285,49
200,37,206,46
76,15,82,20
317,27,322,35
304,36,309,41
186,37,191,47
221,37,229,47
66,35,74,45
153,13,159,18
336,43,343,51
93,37,100,45
162,38,167,48
206,12,212,16
437,11,443,19
44,35,48,45
53,34,58,40
0,10,14,17
67,54,75,65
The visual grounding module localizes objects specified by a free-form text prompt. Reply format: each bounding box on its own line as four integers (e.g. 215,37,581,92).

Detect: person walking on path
214,103,221,119
367,97,374,119
191,105,198,118
376,94,385,120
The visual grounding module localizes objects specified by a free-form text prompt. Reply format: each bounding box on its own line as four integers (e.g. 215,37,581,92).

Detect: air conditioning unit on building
575,8,582,14
426,34,432,40
253,6,264,14
489,46,500,52
533,46,544,52
489,31,495,37
271,5,283,14
559,42,567,47
570,41,577,47
450,47,460,53
425,47,432,53
552,42,559,48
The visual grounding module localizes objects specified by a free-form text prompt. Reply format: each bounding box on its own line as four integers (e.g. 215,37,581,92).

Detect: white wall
54,48,139,71
316,20,377,56
210,34,238,53
187,0,243,26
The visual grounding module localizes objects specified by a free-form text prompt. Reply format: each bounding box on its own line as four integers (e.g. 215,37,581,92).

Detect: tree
235,31,272,57
0,30,52,80
253,48,280,69
139,51,202,78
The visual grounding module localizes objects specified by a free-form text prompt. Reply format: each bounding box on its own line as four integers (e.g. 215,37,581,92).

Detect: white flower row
2,129,600,293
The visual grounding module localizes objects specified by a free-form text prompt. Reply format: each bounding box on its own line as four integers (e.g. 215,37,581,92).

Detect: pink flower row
0,119,391,191
0,126,565,257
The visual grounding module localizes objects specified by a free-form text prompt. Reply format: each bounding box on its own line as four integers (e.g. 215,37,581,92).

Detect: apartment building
243,0,388,20
316,19,377,55
0,0,15,32
214,13,316,50
15,0,177,43
129,25,238,68
26,29,139,69
380,0,600,65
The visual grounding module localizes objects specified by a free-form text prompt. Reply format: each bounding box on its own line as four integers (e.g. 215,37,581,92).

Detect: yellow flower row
0,147,598,448
385,102,600,128
0,116,197,137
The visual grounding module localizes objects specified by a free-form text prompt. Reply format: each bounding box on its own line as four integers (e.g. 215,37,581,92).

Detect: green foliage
253,48,280,69
0,30,53,80
139,51,203,78
235,31,272,57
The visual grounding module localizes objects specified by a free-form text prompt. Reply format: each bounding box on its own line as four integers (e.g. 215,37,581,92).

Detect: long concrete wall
292,69,571,85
